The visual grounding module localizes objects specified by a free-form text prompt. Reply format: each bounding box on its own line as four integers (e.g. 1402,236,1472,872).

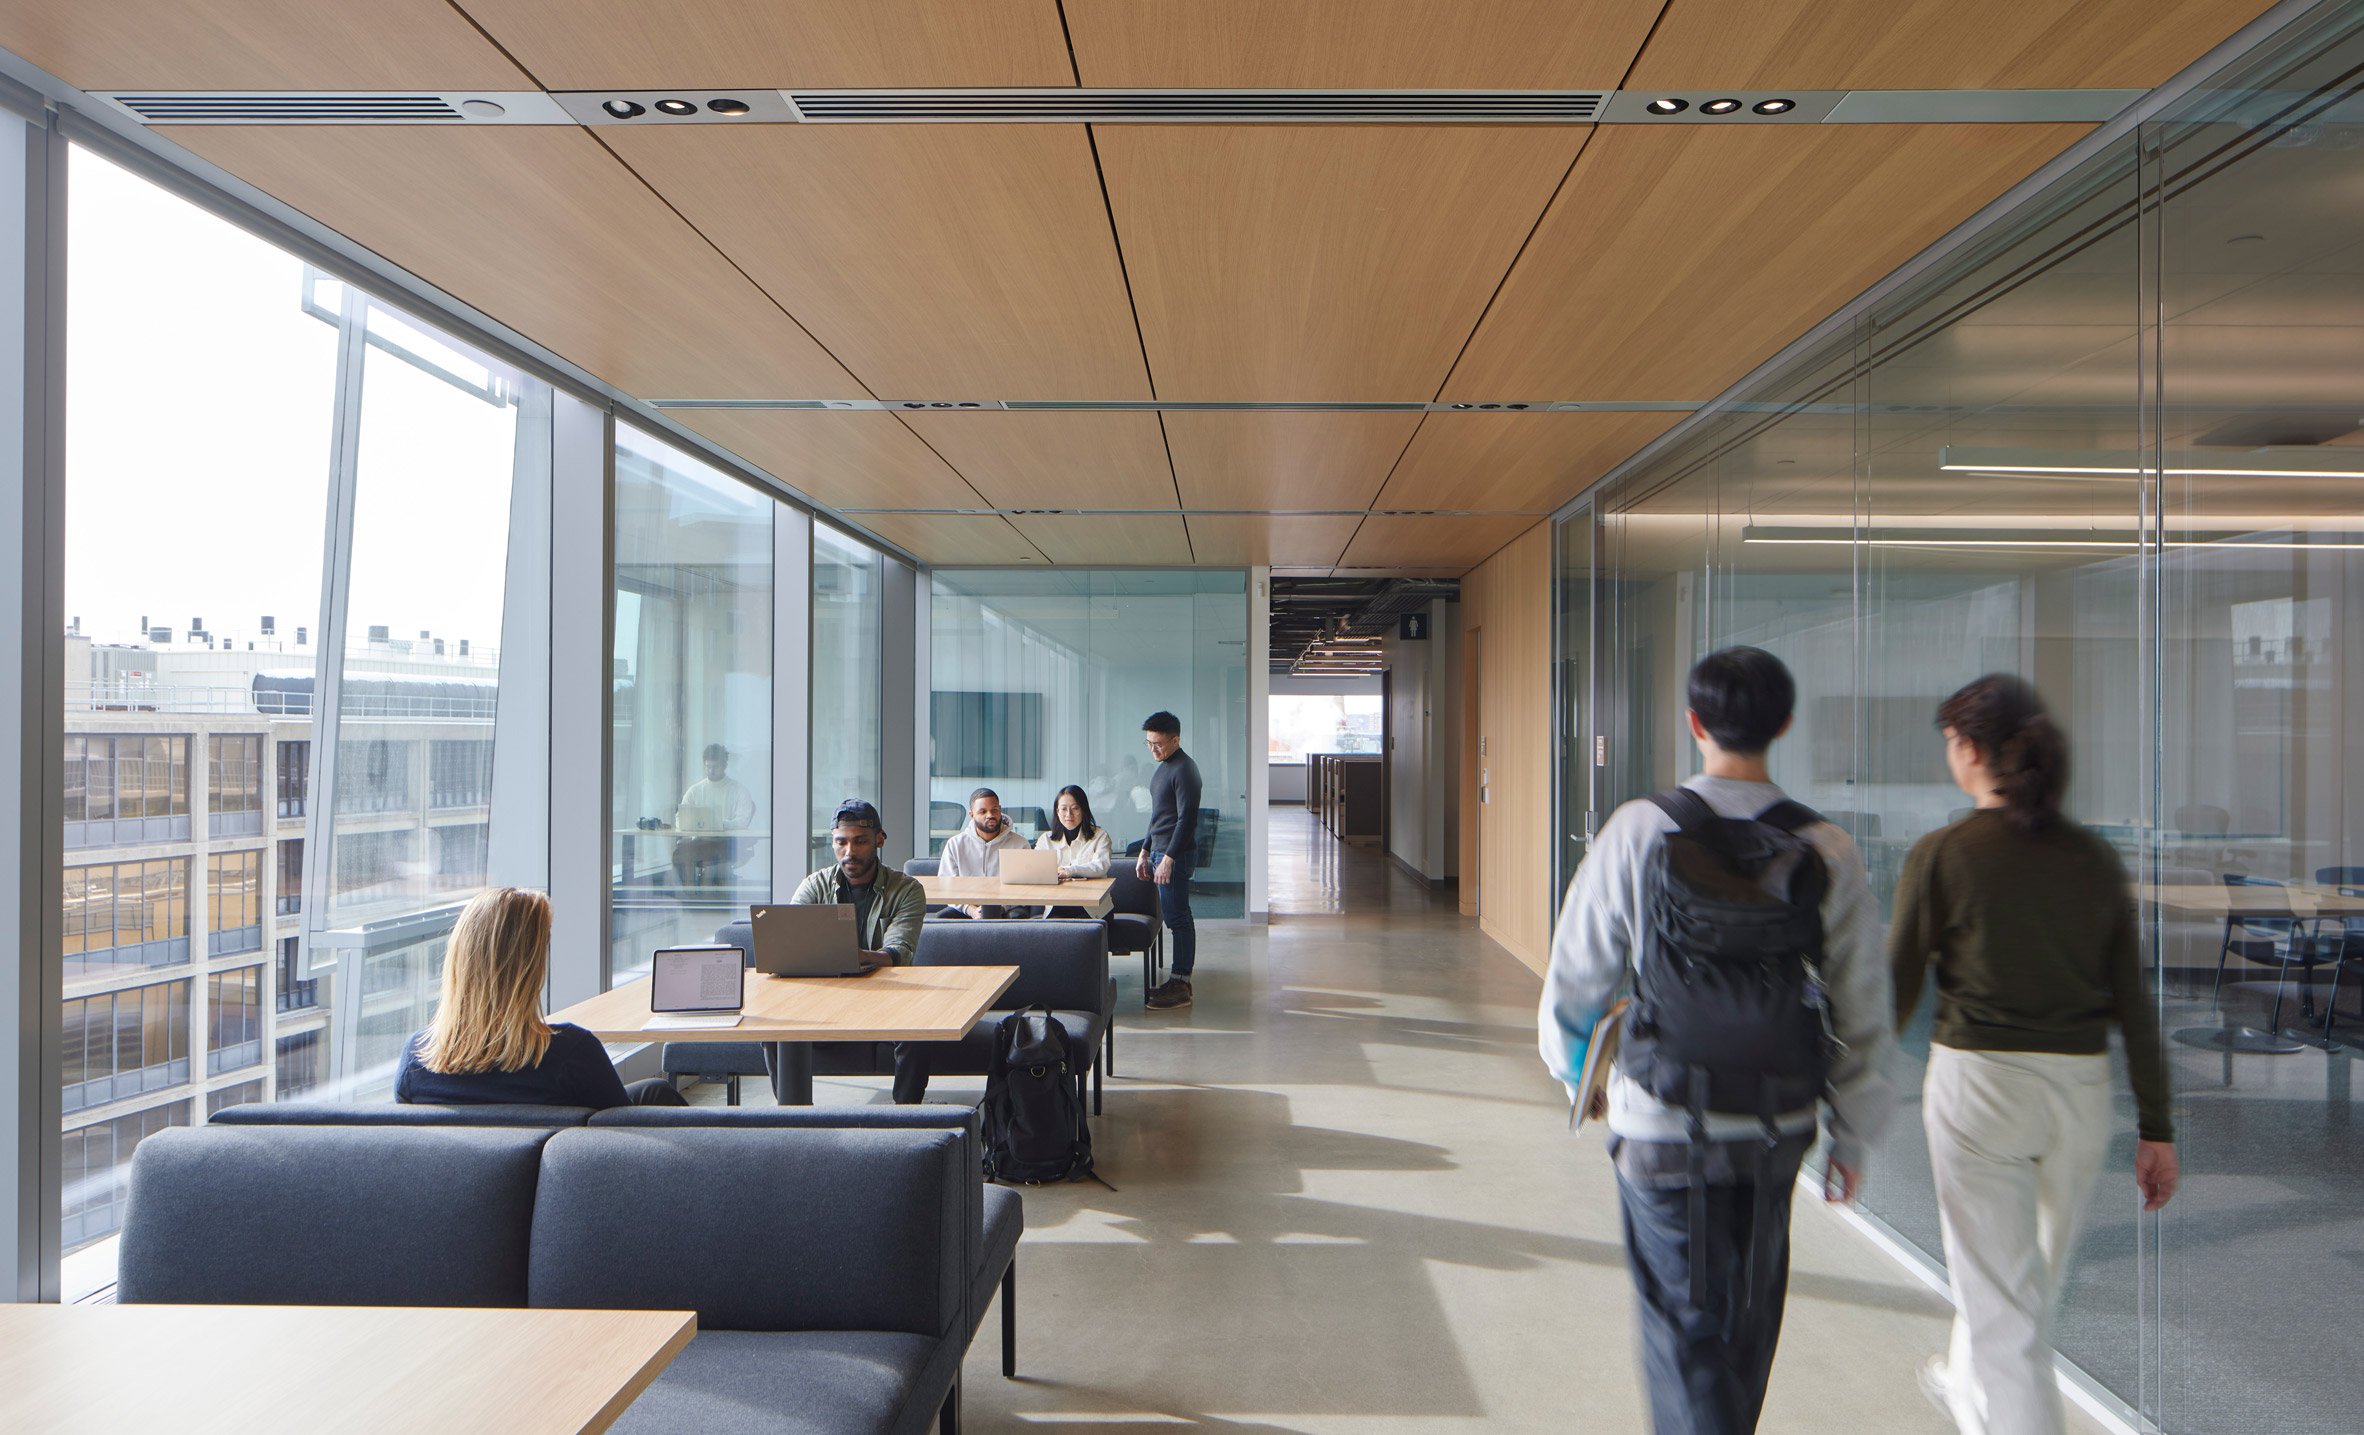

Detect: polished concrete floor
721,808,2107,1432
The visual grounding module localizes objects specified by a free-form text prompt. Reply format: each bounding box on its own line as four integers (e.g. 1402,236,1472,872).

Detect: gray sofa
208,1101,1022,1379
122,1119,985,1435
698,916,1114,1114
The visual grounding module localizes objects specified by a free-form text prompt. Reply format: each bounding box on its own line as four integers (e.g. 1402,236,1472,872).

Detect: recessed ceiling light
654,98,699,116
1646,97,1688,115
1753,98,1795,115
601,99,645,119
457,99,507,119
707,97,752,115
2228,233,2266,244
1701,98,1743,115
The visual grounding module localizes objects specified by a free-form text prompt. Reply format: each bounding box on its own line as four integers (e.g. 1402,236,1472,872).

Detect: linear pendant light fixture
1741,524,2364,550
1938,445,2364,479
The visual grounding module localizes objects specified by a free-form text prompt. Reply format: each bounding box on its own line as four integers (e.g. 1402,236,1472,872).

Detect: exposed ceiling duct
1270,577,1457,677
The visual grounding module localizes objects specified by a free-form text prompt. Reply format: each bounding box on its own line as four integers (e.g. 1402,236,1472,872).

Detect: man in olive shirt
792,800,930,1100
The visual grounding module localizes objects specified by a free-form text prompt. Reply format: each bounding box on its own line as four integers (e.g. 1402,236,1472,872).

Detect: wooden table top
921,873,1115,917
550,963,1019,1043
0,1303,693,1435
2142,883,2364,920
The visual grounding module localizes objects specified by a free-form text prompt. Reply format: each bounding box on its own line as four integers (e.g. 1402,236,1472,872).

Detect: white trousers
1923,1044,2112,1435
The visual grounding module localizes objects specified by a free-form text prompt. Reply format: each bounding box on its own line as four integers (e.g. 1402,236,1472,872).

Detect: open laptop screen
650,945,745,1013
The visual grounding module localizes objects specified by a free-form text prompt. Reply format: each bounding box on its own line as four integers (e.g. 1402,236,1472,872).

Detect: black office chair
2213,874,2341,1035
1102,861,1166,993
2312,869,2364,1041
905,857,940,876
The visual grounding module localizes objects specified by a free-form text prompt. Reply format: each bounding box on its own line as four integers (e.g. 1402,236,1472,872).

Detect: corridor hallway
940,808,2107,1431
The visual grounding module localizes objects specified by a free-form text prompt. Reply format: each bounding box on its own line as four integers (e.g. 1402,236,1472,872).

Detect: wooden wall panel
1162,411,1424,510
1377,411,1687,514
1005,513,1194,565
1098,127,1584,400
1339,514,1539,571
667,410,982,512
898,412,1175,510
1442,124,2090,403
857,512,1045,566
1629,0,2274,90
165,126,867,402
0,0,529,88
1461,522,1553,972
458,0,1074,88
1182,514,1361,568
605,124,1147,400
1065,0,1661,88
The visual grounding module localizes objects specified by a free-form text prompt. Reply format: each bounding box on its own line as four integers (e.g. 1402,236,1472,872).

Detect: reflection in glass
812,525,885,868
610,425,774,982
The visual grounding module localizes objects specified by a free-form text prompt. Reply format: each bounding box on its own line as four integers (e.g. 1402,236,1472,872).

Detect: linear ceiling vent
784,89,1610,124
100,92,570,125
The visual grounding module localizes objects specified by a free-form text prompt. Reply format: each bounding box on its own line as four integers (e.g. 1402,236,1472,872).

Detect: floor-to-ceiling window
1553,6,2364,1427
811,523,885,870
609,425,774,981
929,569,1250,917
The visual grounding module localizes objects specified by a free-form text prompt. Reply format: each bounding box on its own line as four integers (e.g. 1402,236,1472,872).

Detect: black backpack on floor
982,1007,1093,1184
1621,788,1838,1127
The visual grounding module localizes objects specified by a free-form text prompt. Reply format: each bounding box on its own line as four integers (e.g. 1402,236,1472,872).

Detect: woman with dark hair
1892,675,2177,1435
1037,785,1111,877
1034,784,1111,919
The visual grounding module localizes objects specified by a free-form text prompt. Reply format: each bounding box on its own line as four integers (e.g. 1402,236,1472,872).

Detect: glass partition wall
929,569,1251,917
1553,8,2364,1428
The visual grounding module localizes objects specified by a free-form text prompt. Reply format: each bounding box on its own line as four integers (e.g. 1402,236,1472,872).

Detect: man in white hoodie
1539,647,1895,1435
939,787,1029,918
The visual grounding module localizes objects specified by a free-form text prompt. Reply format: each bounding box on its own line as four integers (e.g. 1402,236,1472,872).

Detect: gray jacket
1537,774,1896,1169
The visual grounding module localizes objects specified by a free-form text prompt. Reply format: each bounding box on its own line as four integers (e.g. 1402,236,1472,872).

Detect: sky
64,147,515,656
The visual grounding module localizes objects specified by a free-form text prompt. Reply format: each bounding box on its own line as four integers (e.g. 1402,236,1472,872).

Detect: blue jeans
1149,849,1197,978
1612,1133,1810,1435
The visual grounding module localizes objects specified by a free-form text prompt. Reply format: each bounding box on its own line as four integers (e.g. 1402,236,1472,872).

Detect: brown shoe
1145,978,1194,1010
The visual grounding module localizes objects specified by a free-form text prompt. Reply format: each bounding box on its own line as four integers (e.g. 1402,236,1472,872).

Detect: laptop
644,944,746,1029
997,848,1063,887
750,903,880,977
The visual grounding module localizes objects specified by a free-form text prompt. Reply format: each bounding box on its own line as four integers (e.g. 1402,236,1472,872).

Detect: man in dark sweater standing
1140,711,1202,1010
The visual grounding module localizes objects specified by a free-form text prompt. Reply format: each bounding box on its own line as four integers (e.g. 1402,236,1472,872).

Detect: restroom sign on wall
1399,613,1429,640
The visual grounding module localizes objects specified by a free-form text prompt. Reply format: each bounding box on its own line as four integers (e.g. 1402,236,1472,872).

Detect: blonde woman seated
1035,784,1112,919
395,887,687,1108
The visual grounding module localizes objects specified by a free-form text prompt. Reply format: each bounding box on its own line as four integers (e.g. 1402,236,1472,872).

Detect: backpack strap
1646,787,1719,837
1754,799,1823,834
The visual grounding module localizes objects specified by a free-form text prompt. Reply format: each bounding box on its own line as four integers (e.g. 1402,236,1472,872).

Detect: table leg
765,1042,814,1105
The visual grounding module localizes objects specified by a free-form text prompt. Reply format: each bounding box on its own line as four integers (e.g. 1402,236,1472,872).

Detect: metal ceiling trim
94,90,572,125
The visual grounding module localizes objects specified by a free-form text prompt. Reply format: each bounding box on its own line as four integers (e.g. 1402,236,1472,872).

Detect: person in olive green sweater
1890,674,2178,1435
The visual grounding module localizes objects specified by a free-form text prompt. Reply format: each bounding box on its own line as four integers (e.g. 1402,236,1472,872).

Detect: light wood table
0,1303,693,1435
920,873,1115,918
2144,883,2364,1055
551,964,1018,1104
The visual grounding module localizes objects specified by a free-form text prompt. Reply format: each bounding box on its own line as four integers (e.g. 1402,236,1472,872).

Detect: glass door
1553,504,1597,904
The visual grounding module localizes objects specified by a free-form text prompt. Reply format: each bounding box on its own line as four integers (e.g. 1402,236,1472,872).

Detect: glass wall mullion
547,399,612,1006
775,504,813,902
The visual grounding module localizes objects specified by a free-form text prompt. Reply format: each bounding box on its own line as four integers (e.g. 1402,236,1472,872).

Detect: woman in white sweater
1037,785,1112,875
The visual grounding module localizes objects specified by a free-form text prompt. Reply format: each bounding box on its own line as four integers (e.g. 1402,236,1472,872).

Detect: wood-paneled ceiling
2,0,2279,574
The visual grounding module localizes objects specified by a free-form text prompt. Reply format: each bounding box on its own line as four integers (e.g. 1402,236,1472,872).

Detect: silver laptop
997,848,1062,886
645,944,746,1029
750,903,878,977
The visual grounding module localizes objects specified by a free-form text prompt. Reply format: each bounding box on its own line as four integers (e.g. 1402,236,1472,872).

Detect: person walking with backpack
1540,647,1895,1434
1894,676,2177,1435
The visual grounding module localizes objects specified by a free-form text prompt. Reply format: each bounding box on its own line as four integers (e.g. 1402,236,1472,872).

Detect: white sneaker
1918,1355,1958,1426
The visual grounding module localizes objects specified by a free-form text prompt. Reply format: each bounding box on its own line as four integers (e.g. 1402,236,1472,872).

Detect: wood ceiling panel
1098,127,1584,401
1376,411,1686,512
1340,513,1540,570
1064,0,1662,88
1005,513,1194,566
1162,412,1425,510
666,410,982,512
0,0,529,88
605,124,1148,400
1442,124,2090,403
857,512,1045,566
457,0,1074,89
1629,0,2272,90
897,412,1175,510
1182,514,1361,568
164,126,866,401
